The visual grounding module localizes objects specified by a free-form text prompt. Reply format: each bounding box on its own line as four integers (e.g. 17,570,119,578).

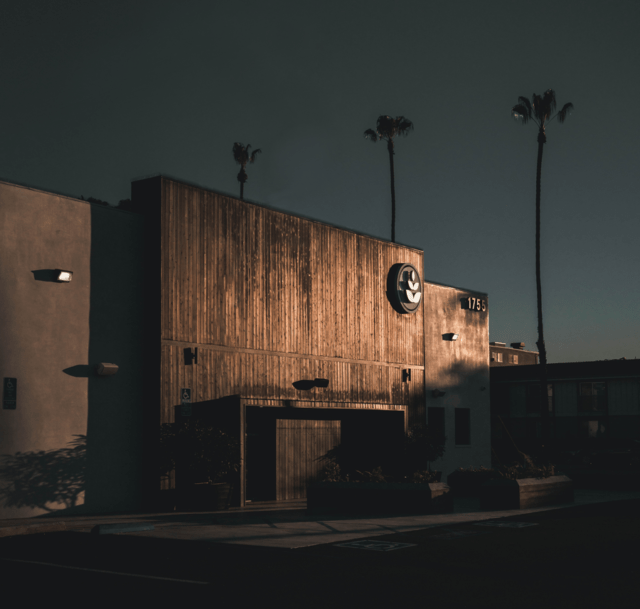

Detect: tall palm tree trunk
387,140,396,243
238,166,247,200
536,128,551,444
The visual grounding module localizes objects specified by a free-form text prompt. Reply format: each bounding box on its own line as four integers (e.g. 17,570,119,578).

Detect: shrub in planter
496,461,558,481
478,458,573,510
159,420,240,511
317,422,446,484
310,423,449,515
307,480,452,515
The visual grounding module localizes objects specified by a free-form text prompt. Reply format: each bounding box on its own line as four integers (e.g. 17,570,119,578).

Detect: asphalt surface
1,490,639,607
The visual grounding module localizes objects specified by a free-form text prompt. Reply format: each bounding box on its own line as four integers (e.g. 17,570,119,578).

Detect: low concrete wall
479,475,573,510
307,481,453,515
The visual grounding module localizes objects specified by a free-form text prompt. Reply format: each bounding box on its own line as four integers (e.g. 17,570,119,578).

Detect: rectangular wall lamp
55,270,73,283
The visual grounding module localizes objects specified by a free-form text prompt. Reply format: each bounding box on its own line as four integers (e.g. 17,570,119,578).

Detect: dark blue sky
2,0,638,363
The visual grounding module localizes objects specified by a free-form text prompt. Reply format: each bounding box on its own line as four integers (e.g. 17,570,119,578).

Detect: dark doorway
246,408,276,502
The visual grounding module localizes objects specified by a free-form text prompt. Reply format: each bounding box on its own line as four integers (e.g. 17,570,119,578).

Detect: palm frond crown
249,148,261,163
365,115,414,143
511,90,573,128
233,142,249,165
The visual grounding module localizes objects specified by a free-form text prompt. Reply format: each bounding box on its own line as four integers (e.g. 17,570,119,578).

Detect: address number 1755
466,297,487,311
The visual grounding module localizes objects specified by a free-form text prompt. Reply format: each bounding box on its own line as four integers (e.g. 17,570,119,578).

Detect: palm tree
232,143,261,200
364,116,414,242
512,90,573,444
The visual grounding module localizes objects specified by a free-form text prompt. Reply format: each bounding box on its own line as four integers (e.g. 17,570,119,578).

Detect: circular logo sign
387,263,422,314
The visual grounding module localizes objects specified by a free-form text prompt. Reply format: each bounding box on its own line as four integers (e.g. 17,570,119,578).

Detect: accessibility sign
181,388,191,417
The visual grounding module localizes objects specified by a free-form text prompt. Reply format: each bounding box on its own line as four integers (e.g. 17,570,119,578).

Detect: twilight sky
1,0,638,363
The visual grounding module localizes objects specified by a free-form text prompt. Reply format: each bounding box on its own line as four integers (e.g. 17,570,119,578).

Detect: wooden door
276,419,341,500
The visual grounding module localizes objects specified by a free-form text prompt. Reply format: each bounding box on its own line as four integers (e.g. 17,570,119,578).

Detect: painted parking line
430,528,490,540
0,557,208,584
474,521,539,528
334,540,417,551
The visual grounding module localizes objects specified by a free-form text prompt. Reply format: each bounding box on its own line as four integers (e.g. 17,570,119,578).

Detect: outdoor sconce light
95,363,118,376
442,333,459,341
432,389,446,398
293,378,330,390
402,369,411,382
183,348,198,365
55,270,73,283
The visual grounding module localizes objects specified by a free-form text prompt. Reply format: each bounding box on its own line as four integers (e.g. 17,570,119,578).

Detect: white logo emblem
406,270,421,304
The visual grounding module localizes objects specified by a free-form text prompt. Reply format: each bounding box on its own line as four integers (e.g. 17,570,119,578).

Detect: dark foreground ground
1,498,638,608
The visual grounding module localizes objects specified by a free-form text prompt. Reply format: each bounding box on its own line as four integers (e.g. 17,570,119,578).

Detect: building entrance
245,406,405,503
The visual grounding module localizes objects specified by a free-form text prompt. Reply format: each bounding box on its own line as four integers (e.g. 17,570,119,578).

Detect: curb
0,521,69,539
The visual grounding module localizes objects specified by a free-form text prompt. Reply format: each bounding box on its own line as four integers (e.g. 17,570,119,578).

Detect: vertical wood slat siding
160,344,417,424
159,178,425,422
276,420,341,500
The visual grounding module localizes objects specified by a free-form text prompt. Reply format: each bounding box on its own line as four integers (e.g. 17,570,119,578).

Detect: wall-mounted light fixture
431,389,446,398
95,363,118,376
55,270,73,283
183,348,198,365
293,378,330,390
442,333,459,341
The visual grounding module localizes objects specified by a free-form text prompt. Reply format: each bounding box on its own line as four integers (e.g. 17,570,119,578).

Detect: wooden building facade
133,176,427,506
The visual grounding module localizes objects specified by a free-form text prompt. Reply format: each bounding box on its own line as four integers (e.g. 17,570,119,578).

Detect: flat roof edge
423,278,488,295
132,174,424,253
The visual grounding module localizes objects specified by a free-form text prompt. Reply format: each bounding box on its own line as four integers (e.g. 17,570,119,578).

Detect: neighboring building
491,359,640,453
490,341,539,367
1,175,490,517
0,179,145,519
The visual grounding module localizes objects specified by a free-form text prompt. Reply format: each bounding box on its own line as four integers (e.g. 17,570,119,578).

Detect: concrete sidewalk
3,488,640,548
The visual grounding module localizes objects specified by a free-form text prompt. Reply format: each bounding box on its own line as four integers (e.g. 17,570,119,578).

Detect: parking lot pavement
2,488,639,548
112,489,640,548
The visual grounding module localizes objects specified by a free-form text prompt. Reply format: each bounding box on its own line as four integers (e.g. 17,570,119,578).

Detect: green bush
316,422,446,484
496,462,557,480
159,421,240,484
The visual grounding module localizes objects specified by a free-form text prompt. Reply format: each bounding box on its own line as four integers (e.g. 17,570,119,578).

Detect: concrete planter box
178,482,232,511
479,475,573,510
307,481,453,515
447,470,498,497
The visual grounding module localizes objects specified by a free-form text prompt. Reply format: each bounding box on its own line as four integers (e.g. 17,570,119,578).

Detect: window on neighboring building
427,407,445,441
455,408,471,445
491,352,503,363
578,382,607,413
526,383,554,414
579,419,607,439
492,384,510,417
511,354,518,364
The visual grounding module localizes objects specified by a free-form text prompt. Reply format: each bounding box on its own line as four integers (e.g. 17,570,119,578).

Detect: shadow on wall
0,436,86,513
83,205,145,513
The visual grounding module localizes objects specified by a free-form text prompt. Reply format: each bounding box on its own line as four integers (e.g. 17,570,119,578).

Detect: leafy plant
316,422,447,484
496,461,557,481
159,421,240,484
354,467,388,483
402,422,446,474
403,470,441,484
